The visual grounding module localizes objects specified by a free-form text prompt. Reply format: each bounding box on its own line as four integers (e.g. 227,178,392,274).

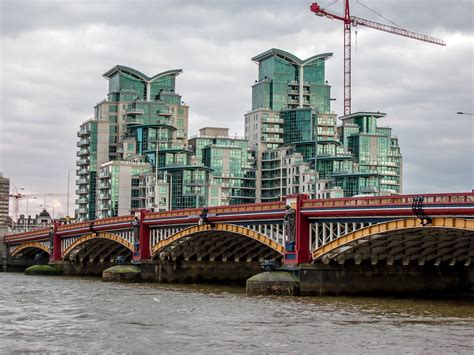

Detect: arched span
11,242,49,257
62,232,133,258
151,223,285,258
312,217,474,264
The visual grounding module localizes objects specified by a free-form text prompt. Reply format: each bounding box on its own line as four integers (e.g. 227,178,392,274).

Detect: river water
0,273,473,354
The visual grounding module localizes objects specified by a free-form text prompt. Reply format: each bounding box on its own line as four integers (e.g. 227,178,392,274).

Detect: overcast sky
0,0,472,218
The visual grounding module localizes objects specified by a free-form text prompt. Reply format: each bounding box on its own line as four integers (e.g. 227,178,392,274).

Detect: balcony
98,171,110,178
98,182,111,189
77,207,88,214
261,136,284,143
76,188,88,195
77,127,89,137
99,192,111,200
77,138,90,147
126,117,144,125
77,177,88,185
126,107,145,115
76,158,89,166
261,126,284,133
262,117,283,124
76,197,88,204
77,168,90,176
76,148,90,156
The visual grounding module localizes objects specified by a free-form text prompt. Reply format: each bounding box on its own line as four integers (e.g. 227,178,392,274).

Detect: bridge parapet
5,192,473,266
5,228,51,244
303,192,474,218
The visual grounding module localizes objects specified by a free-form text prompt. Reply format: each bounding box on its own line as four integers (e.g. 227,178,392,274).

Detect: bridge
4,192,474,292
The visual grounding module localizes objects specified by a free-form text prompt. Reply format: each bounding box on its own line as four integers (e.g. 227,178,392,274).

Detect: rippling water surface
1,273,473,354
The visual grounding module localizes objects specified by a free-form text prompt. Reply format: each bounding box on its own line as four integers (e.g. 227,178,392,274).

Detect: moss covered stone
25,265,63,276
103,265,142,283
247,271,300,296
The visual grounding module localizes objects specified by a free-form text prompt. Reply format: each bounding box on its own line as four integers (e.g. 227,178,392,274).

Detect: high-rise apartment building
245,49,402,201
337,112,402,196
0,173,10,261
0,173,9,228
76,66,221,219
76,52,402,220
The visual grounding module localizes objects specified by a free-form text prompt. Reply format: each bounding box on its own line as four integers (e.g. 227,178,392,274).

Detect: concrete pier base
103,265,142,283
298,263,474,296
246,271,300,296
24,264,63,276
245,264,474,297
52,260,262,284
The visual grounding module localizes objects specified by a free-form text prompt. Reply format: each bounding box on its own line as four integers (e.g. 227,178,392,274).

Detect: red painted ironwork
5,192,473,265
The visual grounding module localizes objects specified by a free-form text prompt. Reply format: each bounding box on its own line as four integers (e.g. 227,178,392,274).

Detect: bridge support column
133,210,150,262
50,222,61,262
285,194,311,265
295,194,311,264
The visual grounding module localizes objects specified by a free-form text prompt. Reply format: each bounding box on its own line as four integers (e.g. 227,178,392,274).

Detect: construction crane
9,191,68,221
310,0,446,116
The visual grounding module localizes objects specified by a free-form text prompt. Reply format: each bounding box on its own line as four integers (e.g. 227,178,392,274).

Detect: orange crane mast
310,0,445,116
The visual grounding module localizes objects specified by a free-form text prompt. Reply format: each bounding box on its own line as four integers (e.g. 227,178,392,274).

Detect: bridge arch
151,223,285,262
11,242,50,257
312,217,474,266
63,232,134,262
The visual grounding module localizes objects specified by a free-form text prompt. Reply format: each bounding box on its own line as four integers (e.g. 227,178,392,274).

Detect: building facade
76,52,402,220
77,66,218,219
0,173,10,262
245,49,402,201
189,127,256,206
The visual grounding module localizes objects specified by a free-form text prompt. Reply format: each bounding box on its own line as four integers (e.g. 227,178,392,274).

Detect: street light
66,168,75,218
25,196,37,231
457,112,474,116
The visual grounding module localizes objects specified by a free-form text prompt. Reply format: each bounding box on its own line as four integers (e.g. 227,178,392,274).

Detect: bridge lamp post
457,111,474,116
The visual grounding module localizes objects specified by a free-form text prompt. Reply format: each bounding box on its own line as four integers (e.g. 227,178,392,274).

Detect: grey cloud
1,0,473,217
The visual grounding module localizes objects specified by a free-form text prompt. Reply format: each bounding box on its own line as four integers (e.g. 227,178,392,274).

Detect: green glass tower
337,112,402,195
245,49,402,201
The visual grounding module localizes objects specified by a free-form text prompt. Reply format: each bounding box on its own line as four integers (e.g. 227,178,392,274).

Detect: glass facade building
245,49,402,201
76,53,403,220
189,128,256,206
76,66,196,219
